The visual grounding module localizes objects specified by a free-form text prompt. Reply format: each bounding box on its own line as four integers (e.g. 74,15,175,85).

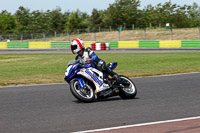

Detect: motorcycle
64,60,137,102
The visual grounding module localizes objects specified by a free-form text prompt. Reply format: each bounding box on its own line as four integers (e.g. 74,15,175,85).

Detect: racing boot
98,60,119,82
110,71,119,80
106,68,120,82
102,62,119,81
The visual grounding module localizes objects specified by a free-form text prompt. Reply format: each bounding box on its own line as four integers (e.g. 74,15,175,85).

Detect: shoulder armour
85,47,92,52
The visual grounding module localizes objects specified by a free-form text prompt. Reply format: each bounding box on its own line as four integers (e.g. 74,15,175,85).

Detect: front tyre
118,75,137,99
70,79,95,103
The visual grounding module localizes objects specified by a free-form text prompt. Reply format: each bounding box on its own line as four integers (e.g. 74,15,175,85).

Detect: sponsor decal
85,69,103,87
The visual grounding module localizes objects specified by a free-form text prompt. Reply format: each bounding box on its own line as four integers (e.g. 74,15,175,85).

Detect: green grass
0,52,200,86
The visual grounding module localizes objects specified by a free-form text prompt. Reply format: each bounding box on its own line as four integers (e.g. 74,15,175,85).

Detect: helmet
71,38,84,54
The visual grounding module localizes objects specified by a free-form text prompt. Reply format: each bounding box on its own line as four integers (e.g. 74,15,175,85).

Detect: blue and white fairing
79,67,110,93
64,60,117,93
64,60,82,82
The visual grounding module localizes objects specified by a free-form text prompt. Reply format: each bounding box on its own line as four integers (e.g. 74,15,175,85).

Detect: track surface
0,73,200,133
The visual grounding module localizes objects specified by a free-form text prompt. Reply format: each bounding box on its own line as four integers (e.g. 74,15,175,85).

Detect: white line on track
0,72,200,89
132,72,200,79
0,83,67,89
72,116,200,133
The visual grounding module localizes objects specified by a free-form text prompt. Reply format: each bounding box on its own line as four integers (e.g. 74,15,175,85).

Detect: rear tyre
70,79,95,103
118,75,137,99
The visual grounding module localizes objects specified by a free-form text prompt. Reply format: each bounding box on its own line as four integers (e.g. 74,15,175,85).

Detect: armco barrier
181,40,200,48
51,42,70,48
0,42,7,49
97,41,118,48
7,42,29,48
159,41,181,48
29,42,51,49
0,41,200,49
90,43,109,50
139,41,159,48
84,41,96,48
118,41,139,48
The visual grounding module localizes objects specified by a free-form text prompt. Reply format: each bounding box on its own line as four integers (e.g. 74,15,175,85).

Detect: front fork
75,78,85,88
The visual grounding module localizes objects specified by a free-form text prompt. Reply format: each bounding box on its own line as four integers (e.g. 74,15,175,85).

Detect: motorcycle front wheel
118,75,137,99
69,79,95,103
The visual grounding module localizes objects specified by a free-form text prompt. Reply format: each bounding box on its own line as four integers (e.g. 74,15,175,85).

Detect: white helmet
71,38,84,54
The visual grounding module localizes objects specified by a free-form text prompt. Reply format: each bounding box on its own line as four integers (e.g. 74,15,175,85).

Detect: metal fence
0,28,200,42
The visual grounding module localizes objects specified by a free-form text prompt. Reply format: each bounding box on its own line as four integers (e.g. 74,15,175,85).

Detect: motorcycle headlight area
65,65,73,76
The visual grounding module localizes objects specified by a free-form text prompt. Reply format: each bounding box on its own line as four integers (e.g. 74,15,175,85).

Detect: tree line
0,0,200,34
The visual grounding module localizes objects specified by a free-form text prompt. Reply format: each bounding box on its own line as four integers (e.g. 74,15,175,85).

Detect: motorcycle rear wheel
70,79,95,103
118,75,137,99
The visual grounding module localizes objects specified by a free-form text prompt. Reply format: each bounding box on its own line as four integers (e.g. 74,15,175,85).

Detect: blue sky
0,0,199,14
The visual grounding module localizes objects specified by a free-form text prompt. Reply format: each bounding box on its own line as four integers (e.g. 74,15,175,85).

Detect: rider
70,38,119,80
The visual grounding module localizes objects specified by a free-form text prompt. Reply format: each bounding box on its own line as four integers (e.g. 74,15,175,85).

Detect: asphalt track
0,72,200,133
1,48,200,54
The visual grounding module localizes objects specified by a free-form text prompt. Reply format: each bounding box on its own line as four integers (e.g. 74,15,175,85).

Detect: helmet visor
71,45,77,51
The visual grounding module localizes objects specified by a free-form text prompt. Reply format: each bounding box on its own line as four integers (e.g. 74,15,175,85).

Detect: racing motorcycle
64,60,137,102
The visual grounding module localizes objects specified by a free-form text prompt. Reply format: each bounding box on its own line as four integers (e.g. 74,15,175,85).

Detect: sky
0,0,200,14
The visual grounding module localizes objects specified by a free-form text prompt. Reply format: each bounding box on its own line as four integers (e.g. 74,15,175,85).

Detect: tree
79,12,89,30
170,5,191,28
103,0,140,29
188,3,200,27
89,9,103,31
66,10,81,33
15,6,31,33
1,2,200,36
145,2,192,28
65,10,89,33
48,7,67,33
136,9,150,28
30,10,44,33
0,10,16,34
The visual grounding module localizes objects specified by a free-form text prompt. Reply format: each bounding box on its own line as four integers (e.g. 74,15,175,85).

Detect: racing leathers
75,47,117,79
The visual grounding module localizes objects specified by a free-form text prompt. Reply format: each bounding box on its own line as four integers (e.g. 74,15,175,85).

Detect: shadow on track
72,96,139,103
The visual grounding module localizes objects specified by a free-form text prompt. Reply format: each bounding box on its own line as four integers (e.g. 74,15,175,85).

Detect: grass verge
0,52,200,86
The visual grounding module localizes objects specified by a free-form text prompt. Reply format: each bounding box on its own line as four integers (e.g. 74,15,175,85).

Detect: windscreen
67,60,76,66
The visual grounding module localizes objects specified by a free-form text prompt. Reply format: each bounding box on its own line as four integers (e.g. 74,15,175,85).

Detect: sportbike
64,60,137,102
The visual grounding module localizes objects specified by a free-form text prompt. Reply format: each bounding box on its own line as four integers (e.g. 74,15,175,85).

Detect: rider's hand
85,59,92,64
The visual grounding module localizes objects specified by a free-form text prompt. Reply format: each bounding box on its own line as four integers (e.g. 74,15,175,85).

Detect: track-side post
144,28,146,40
67,31,71,41
170,26,173,40
94,31,96,41
21,32,23,42
199,28,200,40
118,30,120,41
43,32,46,41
